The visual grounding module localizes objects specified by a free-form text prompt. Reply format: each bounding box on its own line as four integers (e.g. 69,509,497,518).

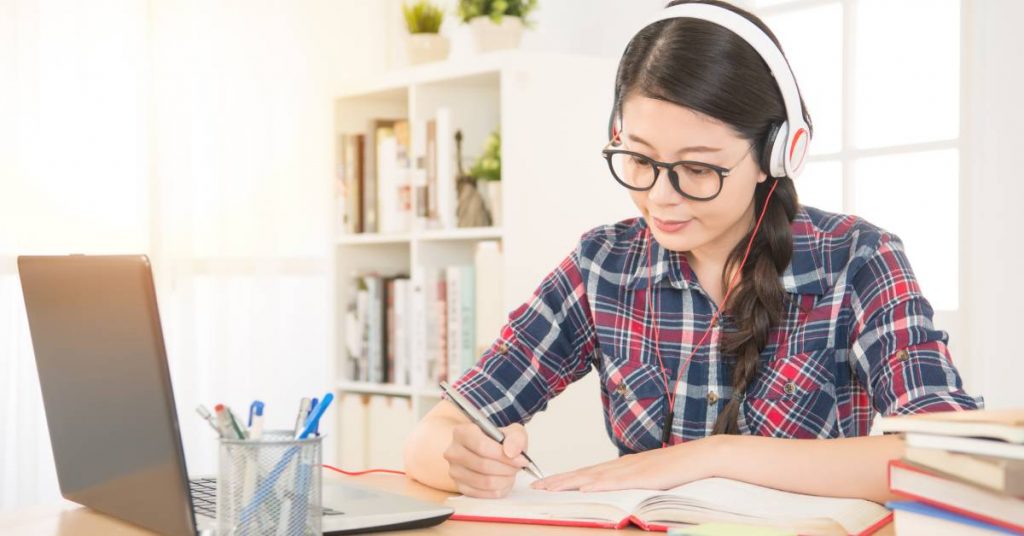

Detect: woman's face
618,94,767,258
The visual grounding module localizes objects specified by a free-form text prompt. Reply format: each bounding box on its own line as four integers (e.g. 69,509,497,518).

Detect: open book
446,477,892,536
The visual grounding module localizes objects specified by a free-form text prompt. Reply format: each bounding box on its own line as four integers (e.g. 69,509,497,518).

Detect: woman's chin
649,225,701,253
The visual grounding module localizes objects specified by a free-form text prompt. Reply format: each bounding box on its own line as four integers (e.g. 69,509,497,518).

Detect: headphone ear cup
760,122,782,176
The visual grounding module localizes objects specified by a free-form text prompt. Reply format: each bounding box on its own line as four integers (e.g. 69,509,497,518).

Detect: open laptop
18,254,453,535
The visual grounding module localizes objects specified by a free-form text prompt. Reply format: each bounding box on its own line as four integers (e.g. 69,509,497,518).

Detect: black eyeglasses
602,141,754,201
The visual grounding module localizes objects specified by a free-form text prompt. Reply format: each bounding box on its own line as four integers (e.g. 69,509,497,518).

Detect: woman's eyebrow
626,133,722,154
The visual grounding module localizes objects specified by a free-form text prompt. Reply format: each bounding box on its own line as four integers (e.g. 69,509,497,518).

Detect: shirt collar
625,209,829,295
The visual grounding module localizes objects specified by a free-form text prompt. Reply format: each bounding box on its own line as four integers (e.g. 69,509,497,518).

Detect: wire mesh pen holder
217,430,322,536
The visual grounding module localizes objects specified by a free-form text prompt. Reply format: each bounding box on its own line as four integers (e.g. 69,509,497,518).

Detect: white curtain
0,0,353,510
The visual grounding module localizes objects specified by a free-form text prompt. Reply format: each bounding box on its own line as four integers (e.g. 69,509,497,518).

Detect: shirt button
784,382,797,395
707,391,719,405
897,349,910,362
497,342,509,354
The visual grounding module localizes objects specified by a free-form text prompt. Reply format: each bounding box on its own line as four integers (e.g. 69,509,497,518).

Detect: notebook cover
888,459,1024,534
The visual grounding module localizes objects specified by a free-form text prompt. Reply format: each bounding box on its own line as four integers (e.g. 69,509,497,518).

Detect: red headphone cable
646,178,780,447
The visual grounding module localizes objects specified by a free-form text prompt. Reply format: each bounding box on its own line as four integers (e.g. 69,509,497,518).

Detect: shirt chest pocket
739,348,840,439
603,361,667,453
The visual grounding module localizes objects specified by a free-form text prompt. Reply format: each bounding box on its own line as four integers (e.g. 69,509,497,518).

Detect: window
751,0,962,312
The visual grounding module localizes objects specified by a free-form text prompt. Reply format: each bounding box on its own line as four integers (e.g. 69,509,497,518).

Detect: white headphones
611,3,811,180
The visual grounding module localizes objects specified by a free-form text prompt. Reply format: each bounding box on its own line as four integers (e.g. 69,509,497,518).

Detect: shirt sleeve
448,242,598,426
848,233,984,417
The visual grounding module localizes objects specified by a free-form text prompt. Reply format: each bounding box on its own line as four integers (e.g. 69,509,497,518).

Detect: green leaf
403,0,444,34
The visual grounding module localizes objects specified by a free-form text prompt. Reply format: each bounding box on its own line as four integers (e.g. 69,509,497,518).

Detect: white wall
961,0,1024,408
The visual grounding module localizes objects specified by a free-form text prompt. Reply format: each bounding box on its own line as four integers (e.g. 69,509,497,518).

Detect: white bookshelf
330,51,632,468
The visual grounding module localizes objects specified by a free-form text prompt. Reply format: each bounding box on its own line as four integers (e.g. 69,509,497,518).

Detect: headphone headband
619,3,811,179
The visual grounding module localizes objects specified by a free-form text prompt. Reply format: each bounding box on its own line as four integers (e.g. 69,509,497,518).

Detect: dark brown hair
614,0,811,434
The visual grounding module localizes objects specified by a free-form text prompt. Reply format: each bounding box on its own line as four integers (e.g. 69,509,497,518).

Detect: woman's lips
652,216,692,233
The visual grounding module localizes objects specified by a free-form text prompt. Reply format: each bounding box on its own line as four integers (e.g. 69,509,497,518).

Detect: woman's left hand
530,435,726,492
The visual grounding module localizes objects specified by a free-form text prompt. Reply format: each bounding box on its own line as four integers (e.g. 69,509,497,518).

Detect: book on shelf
474,241,504,358
435,269,448,383
446,476,892,535
410,275,429,389
887,500,1019,536
363,120,387,234
335,132,365,234
445,265,476,382
424,118,439,226
433,107,456,230
386,278,396,384
374,119,413,234
408,116,431,230
393,277,411,386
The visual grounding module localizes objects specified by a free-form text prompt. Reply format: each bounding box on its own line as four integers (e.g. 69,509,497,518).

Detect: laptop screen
19,255,196,536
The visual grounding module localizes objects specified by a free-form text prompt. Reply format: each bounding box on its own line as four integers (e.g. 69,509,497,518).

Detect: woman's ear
756,170,769,184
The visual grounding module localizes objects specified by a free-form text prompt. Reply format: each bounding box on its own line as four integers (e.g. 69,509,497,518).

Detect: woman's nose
647,167,682,205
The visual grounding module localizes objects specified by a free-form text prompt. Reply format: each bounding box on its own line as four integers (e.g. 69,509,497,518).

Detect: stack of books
879,409,1024,535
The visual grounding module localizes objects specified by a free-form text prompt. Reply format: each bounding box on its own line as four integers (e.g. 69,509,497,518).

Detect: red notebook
447,477,892,535
888,459,1024,533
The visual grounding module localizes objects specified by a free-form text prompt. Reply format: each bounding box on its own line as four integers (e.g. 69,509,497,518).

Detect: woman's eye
684,166,709,176
630,156,647,165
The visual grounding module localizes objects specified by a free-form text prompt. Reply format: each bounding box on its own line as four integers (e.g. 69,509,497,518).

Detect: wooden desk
0,473,895,535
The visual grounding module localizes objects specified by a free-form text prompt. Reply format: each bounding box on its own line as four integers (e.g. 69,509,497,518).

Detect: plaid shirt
451,206,983,455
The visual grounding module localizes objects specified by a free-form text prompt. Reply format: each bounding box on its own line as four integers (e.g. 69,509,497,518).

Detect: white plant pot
478,180,502,226
405,33,450,65
468,16,524,53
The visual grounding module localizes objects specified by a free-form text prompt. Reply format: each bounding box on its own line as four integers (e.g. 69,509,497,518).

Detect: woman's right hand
443,422,530,498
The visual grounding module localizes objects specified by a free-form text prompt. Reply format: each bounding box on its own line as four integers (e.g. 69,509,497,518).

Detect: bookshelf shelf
331,51,624,468
337,227,503,246
337,233,413,246
337,380,415,398
336,381,444,399
418,227,503,242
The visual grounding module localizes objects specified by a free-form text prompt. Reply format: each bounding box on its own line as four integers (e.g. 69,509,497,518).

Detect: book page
637,478,890,535
446,474,658,523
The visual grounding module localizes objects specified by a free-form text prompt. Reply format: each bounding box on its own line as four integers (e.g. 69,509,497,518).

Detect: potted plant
458,0,538,53
470,129,502,226
402,1,449,65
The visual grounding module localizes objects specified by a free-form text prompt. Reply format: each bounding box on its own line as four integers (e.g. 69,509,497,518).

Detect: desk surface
0,473,895,535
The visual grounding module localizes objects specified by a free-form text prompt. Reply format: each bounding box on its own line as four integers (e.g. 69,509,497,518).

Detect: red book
448,477,892,535
888,459,1024,533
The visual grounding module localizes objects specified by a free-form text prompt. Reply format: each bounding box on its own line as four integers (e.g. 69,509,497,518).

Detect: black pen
439,381,545,480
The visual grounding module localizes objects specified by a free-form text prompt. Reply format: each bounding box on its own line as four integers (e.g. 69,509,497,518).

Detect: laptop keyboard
189,477,345,518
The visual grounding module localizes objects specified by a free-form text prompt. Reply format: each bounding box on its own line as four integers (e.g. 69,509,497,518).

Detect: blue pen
248,400,264,428
308,397,318,417
297,393,333,439
307,397,319,436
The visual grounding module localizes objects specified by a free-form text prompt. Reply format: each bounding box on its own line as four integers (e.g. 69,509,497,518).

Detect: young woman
404,0,982,504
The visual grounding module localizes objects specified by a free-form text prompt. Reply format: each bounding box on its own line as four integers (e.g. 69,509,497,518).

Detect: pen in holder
217,430,322,536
